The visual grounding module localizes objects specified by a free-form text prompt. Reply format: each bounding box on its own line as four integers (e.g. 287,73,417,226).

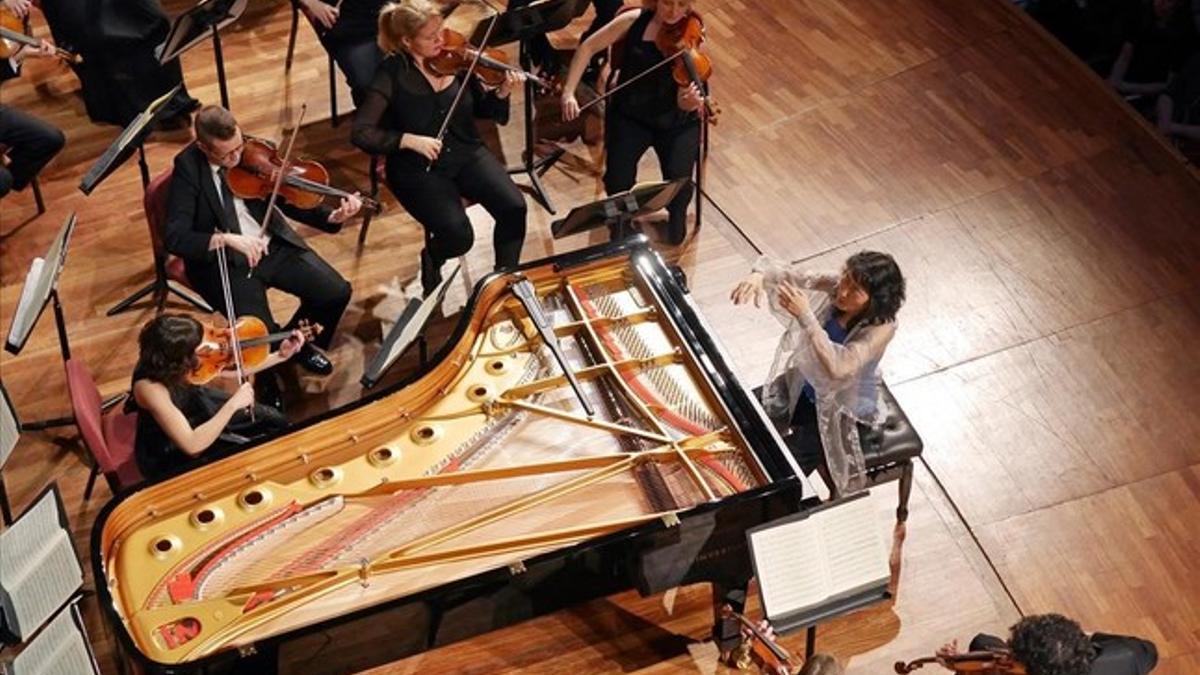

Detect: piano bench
858,382,923,523
756,381,923,523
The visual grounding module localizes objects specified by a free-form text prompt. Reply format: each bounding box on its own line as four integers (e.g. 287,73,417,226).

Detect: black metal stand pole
506,40,563,214
212,28,231,110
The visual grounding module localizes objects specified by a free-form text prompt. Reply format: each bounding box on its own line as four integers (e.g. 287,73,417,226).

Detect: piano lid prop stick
510,277,595,418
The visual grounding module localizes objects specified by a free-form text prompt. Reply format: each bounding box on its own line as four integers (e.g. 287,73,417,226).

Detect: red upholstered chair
107,167,213,316
65,359,143,500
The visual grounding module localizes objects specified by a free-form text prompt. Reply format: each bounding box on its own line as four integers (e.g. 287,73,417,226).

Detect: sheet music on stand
0,484,83,644
746,491,891,634
4,213,77,356
0,383,16,470
78,85,180,195
0,603,100,675
362,264,461,389
156,0,247,63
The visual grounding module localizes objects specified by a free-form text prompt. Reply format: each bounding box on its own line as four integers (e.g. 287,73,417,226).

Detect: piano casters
510,276,595,418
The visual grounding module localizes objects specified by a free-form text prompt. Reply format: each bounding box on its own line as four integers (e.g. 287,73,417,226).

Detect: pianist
730,251,905,495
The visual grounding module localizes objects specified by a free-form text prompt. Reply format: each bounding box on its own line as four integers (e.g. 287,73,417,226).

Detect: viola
722,606,799,675
188,316,322,385
226,137,381,214
426,28,554,92
895,650,1027,674
0,6,80,64
654,10,719,123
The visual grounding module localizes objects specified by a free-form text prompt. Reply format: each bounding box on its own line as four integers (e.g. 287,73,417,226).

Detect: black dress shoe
296,345,333,376
420,248,443,297
253,372,285,413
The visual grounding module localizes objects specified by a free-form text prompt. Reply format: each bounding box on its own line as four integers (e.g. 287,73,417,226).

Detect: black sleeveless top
611,10,696,130
127,366,210,481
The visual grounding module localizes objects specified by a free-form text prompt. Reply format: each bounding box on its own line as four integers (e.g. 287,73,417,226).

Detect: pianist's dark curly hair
136,314,204,387
1009,614,1094,675
844,251,905,325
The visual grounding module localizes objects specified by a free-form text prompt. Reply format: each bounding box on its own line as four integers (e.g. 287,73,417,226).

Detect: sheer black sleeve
471,78,511,125
352,67,403,155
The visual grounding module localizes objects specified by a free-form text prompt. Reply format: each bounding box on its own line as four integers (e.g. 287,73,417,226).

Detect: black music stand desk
551,178,687,239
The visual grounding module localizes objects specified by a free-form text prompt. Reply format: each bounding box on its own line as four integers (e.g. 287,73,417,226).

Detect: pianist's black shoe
296,345,333,376
420,248,443,297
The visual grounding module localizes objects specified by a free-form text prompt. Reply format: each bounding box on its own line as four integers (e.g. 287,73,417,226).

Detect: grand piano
91,238,813,674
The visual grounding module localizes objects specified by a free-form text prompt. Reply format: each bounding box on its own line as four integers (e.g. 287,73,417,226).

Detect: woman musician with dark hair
128,314,304,482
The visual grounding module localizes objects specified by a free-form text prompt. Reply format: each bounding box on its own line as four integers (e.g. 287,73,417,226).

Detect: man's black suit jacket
163,143,339,278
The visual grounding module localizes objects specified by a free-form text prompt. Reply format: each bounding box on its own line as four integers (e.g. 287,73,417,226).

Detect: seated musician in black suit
938,614,1158,675
0,33,65,199
163,105,360,375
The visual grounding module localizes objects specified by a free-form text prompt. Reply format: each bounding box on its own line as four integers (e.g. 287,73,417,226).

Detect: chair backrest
144,167,174,258
64,359,113,471
102,407,143,487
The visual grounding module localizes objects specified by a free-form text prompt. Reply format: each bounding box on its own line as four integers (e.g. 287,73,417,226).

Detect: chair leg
358,155,380,248
285,1,300,71
896,460,914,523
84,463,100,501
31,176,46,214
329,53,339,127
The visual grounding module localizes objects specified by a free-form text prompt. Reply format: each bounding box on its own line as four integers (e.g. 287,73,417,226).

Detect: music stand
361,264,461,389
79,84,181,195
550,178,688,239
3,214,78,431
157,0,248,110
469,0,581,214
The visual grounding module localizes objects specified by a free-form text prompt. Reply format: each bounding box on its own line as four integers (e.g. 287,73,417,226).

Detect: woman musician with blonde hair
351,0,528,296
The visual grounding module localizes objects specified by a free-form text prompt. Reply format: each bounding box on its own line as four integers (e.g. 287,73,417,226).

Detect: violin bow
212,234,250,420
248,103,308,278
428,10,499,171
575,46,688,115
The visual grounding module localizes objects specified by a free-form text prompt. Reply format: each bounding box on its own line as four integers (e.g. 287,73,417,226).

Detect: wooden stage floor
1,0,1198,672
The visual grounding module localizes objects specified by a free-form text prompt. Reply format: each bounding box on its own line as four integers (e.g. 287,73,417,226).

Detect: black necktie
216,167,242,235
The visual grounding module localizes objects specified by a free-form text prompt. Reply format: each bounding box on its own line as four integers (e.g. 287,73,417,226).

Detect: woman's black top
127,366,210,482
610,10,694,129
352,53,511,173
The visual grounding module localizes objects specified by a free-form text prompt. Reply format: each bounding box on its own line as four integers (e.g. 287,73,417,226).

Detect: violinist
933,614,1158,675
164,105,360,376
351,0,528,297
560,0,707,245
128,314,302,483
0,2,64,199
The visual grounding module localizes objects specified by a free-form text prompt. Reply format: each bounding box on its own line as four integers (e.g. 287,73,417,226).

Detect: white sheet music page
1,387,18,469
750,517,830,619
6,258,45,351
818,495,890,597
9,606,96,675
0,491,82,641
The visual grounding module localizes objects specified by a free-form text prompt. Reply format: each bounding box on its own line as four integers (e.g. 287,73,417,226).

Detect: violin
654,11,720,123
722,606,799,675
0,6,80,64
226,137,381,214
426,28,553,92
895,650,1027,674
188,316,322,385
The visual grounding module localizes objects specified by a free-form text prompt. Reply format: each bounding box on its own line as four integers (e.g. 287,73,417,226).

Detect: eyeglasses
204,140,244,163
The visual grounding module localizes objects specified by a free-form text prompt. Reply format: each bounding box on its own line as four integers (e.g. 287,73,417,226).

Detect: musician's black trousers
603,111,699,244
190,239,351,351
323,38,383,107
0,105,65,197
386,145,528,271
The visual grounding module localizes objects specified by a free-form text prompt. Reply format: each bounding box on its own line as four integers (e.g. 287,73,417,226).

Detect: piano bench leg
896,460,914,523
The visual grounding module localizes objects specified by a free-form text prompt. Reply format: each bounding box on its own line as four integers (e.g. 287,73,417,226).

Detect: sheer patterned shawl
751,256,897,494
